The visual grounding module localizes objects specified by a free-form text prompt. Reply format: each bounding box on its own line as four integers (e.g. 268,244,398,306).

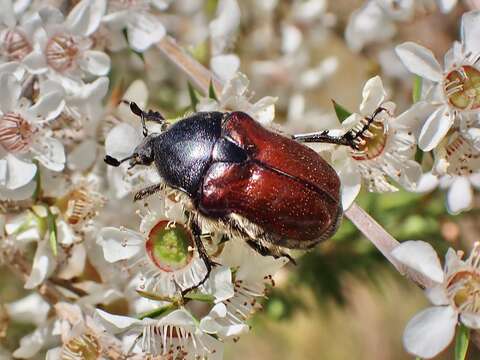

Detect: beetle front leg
292,106,387,151
181,220,218,296
133,183,165,201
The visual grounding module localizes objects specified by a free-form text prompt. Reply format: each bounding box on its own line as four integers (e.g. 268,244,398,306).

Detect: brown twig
156,35,431,288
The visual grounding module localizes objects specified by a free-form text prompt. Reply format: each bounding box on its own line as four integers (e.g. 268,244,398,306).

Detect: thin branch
156,35,430,288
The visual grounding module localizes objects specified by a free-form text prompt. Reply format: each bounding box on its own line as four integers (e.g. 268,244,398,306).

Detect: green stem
138,304,177,320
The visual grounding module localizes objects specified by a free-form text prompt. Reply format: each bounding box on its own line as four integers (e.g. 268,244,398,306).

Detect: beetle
105,102,376,293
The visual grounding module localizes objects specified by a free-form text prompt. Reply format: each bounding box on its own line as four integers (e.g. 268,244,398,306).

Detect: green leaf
184,293,215,303
455,324,469,360
412,75,422,103
208,79,218,101
332,100,352,123
187,82,200,111
139,304,176,320
32,164,41,201
47,209,58,256
136,289,178,303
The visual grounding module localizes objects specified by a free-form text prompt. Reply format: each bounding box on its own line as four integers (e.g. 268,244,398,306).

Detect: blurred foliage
263,187,455,320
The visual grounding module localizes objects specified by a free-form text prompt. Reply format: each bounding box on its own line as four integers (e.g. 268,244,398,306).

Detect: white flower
212,239,288,334
0,0,37,62
96,307,224,358
392,241,480,358
97,201,215,297
331,76,421,209
209,0,240,82
346,0,457,51
23,2,110,81
103,0,168,52
197,72,277,126
46,302,123,360
395,10,480,151
0,72,65,198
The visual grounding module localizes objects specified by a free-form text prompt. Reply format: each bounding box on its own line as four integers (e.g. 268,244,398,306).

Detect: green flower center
444,65,480,110
146,220,194,272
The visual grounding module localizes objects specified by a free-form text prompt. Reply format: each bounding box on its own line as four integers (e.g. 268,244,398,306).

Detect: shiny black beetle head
104,101,164,169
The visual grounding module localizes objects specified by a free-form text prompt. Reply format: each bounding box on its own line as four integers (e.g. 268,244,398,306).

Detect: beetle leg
246,240,296,265
133,183,165,201
181,220,217,296
292,107,387,151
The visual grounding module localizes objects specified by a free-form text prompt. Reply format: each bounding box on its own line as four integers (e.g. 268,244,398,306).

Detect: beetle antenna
122,100,166,137
104,154,133,167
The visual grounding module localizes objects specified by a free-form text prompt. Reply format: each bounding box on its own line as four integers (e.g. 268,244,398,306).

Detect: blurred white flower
209,0,240,82
103,0,168,52
0,72,65,198
197,72,277,126
392,241,480,358
96,307,224,358
346,0,455,51
23,2,110,82
395,10,480,151
332,76,421,209
0,0,36,62
45,302,123,360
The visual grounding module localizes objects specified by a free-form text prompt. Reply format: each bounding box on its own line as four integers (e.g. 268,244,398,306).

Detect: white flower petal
32,137,65,172
335,157,361,210
65,0,92,35
345,1,395,52
403,306,457,359
57,243,86,279
126,13,166,52
22,50,48,74
45,347,62,360
5,293,50,325
0,180,36,201
399,160,422,191
359,76,386,115
27,89,65,122
461,10,480,56
78,50,111,76
95,309,140,333
97,227,143,262
12,325,53,358
425,285,449,306
391,240,444,283
418,106,453,151
206,266,234,302
395,42,443,82
209,0,241,55
0,72,21,113
67,139,97,171
25,239,57,289
4,154,36,190
437,0,458,13
446,177,473,214
414,172,439,193
105,123,142,158
460,312,480,329
211,54,240,83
